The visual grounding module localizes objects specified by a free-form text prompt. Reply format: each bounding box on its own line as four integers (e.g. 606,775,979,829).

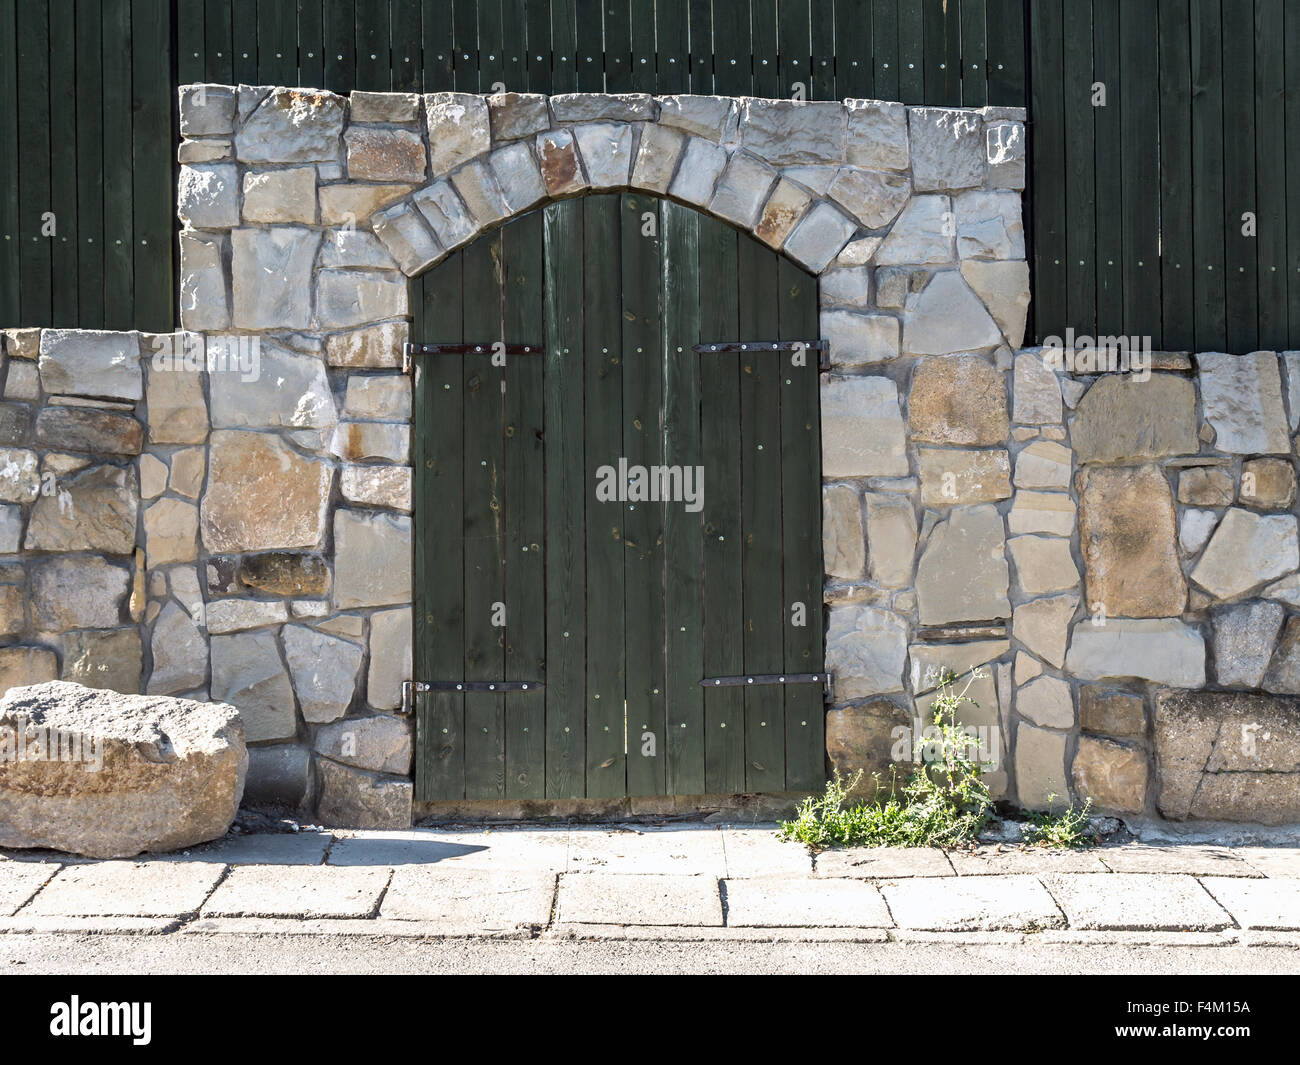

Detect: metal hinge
401,679,544,711
403,342,543,375
693,339,830,371
399,680,429,715
699,671,835,702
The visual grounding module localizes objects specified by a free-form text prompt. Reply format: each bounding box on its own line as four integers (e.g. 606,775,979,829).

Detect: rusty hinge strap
700,672,832,688
403,342,543,374
423,680,544,693
692,339,830,370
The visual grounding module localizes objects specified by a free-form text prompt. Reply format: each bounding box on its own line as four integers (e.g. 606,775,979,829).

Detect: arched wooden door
411,194,824,801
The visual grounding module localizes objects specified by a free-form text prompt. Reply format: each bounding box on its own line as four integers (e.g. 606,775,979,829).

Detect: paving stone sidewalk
1,825,1299,946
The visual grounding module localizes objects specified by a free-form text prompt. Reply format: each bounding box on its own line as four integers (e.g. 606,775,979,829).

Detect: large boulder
0,681,246,858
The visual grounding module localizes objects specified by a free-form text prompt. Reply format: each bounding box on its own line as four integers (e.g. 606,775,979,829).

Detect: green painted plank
923,0,960,106
582,196,627,798
354,0,390,90
1028,0,1065,344
323,0,356,92
1190,0,1226,349
1222,1,1257,352
985,0,1025,107
872,0,899,102
499,0,527,93
628,0,656,92
452,0,478,91
204,0,234,84
414,253,466,801
1062,0,1096,336
738,235,784,793
461,232,507,800
391,0,424,91
809,0,834,99
298,0,326,88
502,210,547,799
0,1,18,324
231,0,258,84
73,0,103,329
688,0,711,93
131,0,173,331
1158,0,1195,350
661,200,704,796
1254,0,1288,349
423,0,456,91
897,0,924,104
550,0,578,93
711,0,750,97
1287,0,1300,344
176,0,205,83
777,0,809,99
960,0,988,107
574,0,602,92
1092,0,1122,334
655,0,689,94
101,0,132,329
749,0,776,99
698,214,744,795
604,0,632,93
777,255,822,792
257,0,296,85
835,0,873,110
621,192,666,797
543,198,586,797
49,1,78,326
16,0,51,325
1119,0,1160,346
477,0,506,91
524,0,551,92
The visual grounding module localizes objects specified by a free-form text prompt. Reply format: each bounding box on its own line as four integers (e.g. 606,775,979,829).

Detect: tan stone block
1073,735,1147,813
907,354,1008,446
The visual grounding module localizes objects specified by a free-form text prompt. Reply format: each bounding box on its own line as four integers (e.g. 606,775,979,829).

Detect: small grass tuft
1022,795,1097,849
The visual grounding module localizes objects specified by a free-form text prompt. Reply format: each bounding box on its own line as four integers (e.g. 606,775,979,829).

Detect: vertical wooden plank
738,235,785,793
461,232,506,800
257,0,297,85
452,0,478,91
1120,0,1160,347
502,210,547,799
49,0,79,326
628,0,656,92
176,0,206,83
778,256,822,792
923,0,961,106
985,0,1026,107
1062,0,1096,337
621,193,666,797
1024,0,1066,340
574,0,602,92
132,0,173,331
1190,0,1226,349
1092,0,1122,334
1222,0,1257,352
777,0,809,99
750,0,778,99
413,254,467,801
1254,0,1288,349
688,0,712,94
524,0,551,92
604,0,632,93
897,0,924,104
661,201,704,796
499,0,527,93
543,199,587,797
698,215,745,795
204,0,234,84
231,0,258,84
299,0,326,88
961,0,989,107
582,196,627,798
550,0,578,93
1159,0,1195,351
354,0,390,90
102,0,133,329
323,0,356,91
423,0,455,91
1287,0,1300,344
711,0,750,97
16,0,51,325
0,0,19,324
477,0,505,91
872,0,899,103
73,0,103,329
391,0,424,91
810,0,835,100
655,0,690,94
834,0,873,100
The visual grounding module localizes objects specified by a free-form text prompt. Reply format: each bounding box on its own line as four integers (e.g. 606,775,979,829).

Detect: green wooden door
412,194,824,801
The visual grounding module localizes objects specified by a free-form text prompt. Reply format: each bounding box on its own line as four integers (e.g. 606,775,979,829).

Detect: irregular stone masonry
6,84,1300,828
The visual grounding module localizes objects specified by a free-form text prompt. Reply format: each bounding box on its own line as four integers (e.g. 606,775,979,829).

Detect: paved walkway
2,825,1299,947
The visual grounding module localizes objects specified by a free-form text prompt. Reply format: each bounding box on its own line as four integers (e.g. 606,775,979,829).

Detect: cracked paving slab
380,867,555,931
1044,874,1234,931
21,861,225,917
202,865,391,918
880,874,1064,931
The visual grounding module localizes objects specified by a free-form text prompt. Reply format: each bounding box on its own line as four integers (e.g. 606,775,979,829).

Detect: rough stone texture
825,605,908,699
573,123,634,188
741,100,843,166
710,152,778,228
243,167,318,224
412,180,478,251
230,227,319,330
1014,723,1069,811
244,743,312,808
1071,736,1146,813
822,311,898,366
1065,619,1207,687
658,95,736,141
316,269,407,328
1079,687,1145,739
1013,440,1072,490
908,355,1008,446
917,448,1010,506
825,699,912,798
1213,601,1286,688
148,602,207,696
1155,690,1300,824
915,505,1010,625
1180,508,1219,556
820,375,908,478
827,167,910,230
314,715,412,775
282,624,362,724
345,126,426,183
1012,593,1078,669
0,647,59,692
209,630,296,743
754,178,812,249
333,509,412,609
1070,375,1199,464
1008,536,1078,597
35,407,143,456
1078,465,1186,618
782,201,857,274
236,88,344,164
903,271,1002,356
864,494,917,588
367,607,411,712
1178,466,1236,507
146,363,208,445
1008,490,1075,537
822,484,865,580
954,189,1024,259
1017,675,1073,728
210,342,334,430
177,163,240,229
909,108,984,191
1262,617,1300,694
202,431,331,553
25,464,138,554
315,757,413,829
340,465,412,511
0,681,245,858
1241,457,1297,509
325,322,406,369
179,84,237,136
629,122,683,195
667,136,728,207
964,261,1031,348
489,142,548,214
875,196,955,265
1190,509,1299,600
1197,352,1291,454
59,629,142,694
144,497,200,566
426,93,490,173
371,203,443,275
240,553,330,597
38,330,143,402
845,99,909,170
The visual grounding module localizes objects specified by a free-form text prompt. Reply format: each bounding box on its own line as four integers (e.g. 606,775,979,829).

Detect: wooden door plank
834,0,873,100
543,198,587,797
737,236,785,793
1254,0,1288,349
574,0,602,92
231,0,258,84
500,0,527,93
257,0,296,86
777,0,809,100
655,0,690,94
688,0,712,94
524,0,552,92
583,196,628,798
131,0,173,331
205,0,234,84
414,255,467,801
299,0,326,89
872,0,899,104
324,0,357,92
16,0,51,325
101,0,133,329
661,200,705,796
73,0,103,329
391,0,424,91
985,0,1026,107
1222,0,1258,352
711,0,751,96
0,1,19,324
778,255,823,792
175,0,204,86
461,232,507,800
1028,0,1066,344
1158,0,1195,351
628,0,656,92
923,0,961,107
809,0,834,100
452,0,479,91
1190,0,1226,349
423,0,456,91
1119,0,1160,347
897,0,924,104
550,0,579,93
749,0,777,99
49,2,78,326
1062,0,1096,336
503,210,547,799
477,0,506,91
698,215,745,794
605,0,632,93
1092,0,1122,334
1287,0,1300,343
354,0,391,90
621,193,667,797
960,0,988,108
